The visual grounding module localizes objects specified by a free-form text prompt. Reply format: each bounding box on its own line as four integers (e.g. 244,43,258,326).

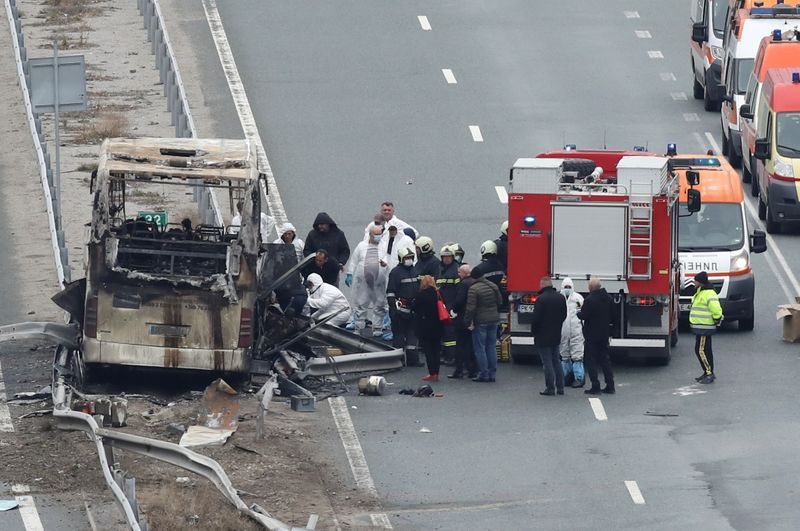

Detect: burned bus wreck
55,138,263,378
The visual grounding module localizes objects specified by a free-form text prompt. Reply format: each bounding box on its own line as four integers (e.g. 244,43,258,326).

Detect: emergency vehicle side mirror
750,230,767,254
754,138,770,160
686,189,701,213
739,104,753,120
691,22,708,43
686,170,700,186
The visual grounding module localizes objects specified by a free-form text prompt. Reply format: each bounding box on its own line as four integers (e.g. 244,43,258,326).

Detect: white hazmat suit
272,222,304,262
559,277,585,385
305,273,351,327
347,237,388,335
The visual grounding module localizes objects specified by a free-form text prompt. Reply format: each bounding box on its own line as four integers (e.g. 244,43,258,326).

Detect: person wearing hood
347,226,388,337
304,273,351,327
303,212,351,285
273,222,304,262
577,277,615,395
559,277,585,388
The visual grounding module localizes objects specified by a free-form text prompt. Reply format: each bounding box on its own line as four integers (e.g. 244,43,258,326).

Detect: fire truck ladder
628,182,653,280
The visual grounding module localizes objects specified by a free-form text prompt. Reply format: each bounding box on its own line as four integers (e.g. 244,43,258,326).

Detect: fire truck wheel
750,162,759,197
692,70,703,99
765,202,781,234
561,158,597,178
758,196,766,220
670,329,678,348
738,316,754,331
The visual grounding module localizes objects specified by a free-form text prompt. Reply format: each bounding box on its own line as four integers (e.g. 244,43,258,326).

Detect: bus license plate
679,303,691,312
518,304,535,313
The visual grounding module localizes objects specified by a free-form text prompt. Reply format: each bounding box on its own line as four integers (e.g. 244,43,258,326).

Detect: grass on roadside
72,112,129,145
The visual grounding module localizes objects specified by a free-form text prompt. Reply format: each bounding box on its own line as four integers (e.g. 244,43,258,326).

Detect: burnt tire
562,158,597,178
742,159,752,183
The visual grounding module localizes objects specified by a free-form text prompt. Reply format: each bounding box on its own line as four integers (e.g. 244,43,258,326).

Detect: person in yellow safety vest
689,271,723,384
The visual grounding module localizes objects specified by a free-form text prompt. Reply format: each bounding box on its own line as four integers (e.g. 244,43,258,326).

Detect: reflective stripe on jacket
689,287,723,333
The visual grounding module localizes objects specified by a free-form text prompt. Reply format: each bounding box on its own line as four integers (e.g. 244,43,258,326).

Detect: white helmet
480,240,498,256
501,220,508,236
440,245,454,257
398,247,415,261
415,236,435,255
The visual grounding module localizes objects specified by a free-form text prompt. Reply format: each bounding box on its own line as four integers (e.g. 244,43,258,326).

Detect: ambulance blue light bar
774,29,783,40
668,157,721,169
564,144,577,151
793,72,800,83
666,143,677,156
751,6,800,15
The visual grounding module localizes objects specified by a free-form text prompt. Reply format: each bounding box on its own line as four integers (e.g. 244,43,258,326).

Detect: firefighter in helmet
414,236,441,279
449,242,465,264
437,245,460,364
386,247,421,366
472,240,505,289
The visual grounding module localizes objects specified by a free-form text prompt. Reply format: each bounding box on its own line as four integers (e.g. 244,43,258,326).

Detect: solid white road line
328,397,392,528
201,0,287,227
703,131,800,299
418,15,431,31
624,480,646,505
469,125,484,142
635,30,652,38
12,485,44,531
495,185,508,204
0,360,14,432
647,50,664,59
442,68,457,84
624,11,640,19
588,398,608,421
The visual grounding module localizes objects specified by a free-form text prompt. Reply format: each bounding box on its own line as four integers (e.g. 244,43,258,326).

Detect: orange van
739,31,800,195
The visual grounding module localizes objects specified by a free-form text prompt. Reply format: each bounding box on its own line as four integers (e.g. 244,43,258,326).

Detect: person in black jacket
448,264,477,379
303,212,350,285
301,249,340,286
437,246,460,365
413,275,443,381
530,277,567,396
577,277,615,395
387,247,422,366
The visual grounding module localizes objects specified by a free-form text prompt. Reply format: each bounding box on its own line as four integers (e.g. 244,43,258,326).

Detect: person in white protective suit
304,273,351,327
345,225,389,336
559,277,586,388
272,222,304,262
379,224,415,270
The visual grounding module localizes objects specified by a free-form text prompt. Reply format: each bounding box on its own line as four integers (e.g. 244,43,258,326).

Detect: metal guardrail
4,0,69,285
138,0,223,227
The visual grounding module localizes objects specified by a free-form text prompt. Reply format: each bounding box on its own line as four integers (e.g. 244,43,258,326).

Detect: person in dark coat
494,221,509,272
448,264,477,379
301,249,340,286
437,246,460,365
577,276,615,395
530,276,567,396
413,275,443,381
303,212,351,284
387,247,421,366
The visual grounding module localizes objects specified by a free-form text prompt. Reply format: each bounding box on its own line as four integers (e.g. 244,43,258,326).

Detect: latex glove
345,273,353,287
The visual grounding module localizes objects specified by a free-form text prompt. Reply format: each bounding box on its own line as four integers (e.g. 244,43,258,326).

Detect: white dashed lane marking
588,398,608,421
495,186,508,204
12,485,44,531
442,68,457,84
624,481,646,505
647,50,664,59
418,15,431,31
670,92,688,101
635,30,652,38
0,360,14,432
624,11,640,18
660,72,676,81
683,113,700,122
469,125,484,142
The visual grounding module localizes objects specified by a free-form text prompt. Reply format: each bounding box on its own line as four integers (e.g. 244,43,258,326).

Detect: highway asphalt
206,1,800,530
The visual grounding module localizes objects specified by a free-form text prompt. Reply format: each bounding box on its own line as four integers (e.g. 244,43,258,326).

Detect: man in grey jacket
463,269,502,383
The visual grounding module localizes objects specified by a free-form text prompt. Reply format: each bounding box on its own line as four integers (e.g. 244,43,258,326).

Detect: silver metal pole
53,40,61,227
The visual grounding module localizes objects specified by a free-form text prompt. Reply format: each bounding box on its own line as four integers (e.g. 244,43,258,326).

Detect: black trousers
391,312,419,366
419,337,441,375
441,323,457,362
584,340,614,390
454,327,477,375
694,334,714,375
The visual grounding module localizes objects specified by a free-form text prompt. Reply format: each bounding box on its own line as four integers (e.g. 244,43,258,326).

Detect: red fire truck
506,149,682,365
